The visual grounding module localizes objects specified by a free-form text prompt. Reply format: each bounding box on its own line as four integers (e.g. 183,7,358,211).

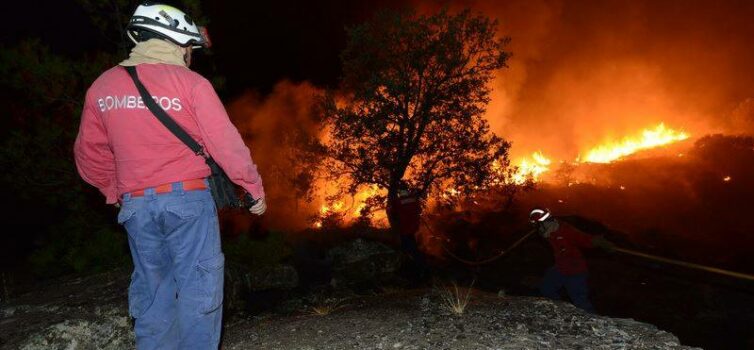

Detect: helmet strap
183,47,192,67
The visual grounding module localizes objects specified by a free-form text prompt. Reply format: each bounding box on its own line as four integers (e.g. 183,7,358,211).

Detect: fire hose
422,218,537,266
424,219,754,282
439,228,537,266
612,247,754,282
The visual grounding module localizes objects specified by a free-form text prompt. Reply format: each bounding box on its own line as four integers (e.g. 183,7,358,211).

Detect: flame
313,185,388,229
441,187,461,199
511,151,552,184
581,123,689,163
313,122,689,229
502,123,688,186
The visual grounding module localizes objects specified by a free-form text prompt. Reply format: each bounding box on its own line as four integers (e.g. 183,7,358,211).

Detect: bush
29,226,130,278
223,231,292,270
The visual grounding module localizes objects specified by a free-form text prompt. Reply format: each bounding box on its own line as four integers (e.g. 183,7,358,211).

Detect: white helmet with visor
126,2,211,49
529,208,552,223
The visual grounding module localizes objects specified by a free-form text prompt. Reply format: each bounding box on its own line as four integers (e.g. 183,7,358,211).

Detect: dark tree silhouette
319,9,512,228
0,0,209,277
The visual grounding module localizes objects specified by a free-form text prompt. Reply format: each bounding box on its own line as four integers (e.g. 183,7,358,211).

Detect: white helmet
126,2,211,49
529,208,552,223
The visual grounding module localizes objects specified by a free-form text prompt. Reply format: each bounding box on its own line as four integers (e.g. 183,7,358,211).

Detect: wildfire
320,201,345,215
511,151,552,184
312,185,387,229
441,187,461,200
501,123,689,185
581,123,689,163
313,122,690,229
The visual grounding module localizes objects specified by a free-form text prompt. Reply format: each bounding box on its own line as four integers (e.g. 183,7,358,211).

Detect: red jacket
389,195,421,236
74,64,264,203
547,221,594,275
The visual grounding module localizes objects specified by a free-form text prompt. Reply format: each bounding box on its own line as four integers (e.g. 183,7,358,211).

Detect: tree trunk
386,187,400,235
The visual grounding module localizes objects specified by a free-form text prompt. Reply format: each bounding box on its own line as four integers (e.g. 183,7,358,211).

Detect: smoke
415,0,754,159
226,81,324,231
729,98,754,135
222,0,754,234
450,0,754,267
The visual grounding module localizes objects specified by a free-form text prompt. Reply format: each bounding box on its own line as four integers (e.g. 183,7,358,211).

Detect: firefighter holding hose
530,208,615,313
388,182,429,280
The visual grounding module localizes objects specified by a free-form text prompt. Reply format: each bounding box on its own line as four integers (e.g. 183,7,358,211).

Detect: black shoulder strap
124,65,205,157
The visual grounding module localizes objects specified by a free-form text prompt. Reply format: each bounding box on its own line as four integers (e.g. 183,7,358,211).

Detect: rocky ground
0,270,133,350
1,270,699,349
224,290,697,350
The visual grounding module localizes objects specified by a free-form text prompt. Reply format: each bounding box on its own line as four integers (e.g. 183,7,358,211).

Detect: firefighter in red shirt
388,183,428,278
74,4,265,349
530,208,614,313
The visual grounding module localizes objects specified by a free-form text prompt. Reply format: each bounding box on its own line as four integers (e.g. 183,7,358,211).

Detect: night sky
0,0,408,96
202,0,407,93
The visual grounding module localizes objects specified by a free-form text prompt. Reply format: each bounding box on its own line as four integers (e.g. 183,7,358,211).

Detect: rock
326,239,403,286
20,312,133,350
224,263,299,314
225,262,299,292
0,270,133,350
247,264,300,291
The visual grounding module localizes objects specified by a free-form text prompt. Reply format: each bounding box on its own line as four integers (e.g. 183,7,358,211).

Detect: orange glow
505,123,689,186
441,187,461,199
511,151,552,184
313,123,690,229
224,0,754,233
313,184,388,229
581,123,689,163
723,176,732,182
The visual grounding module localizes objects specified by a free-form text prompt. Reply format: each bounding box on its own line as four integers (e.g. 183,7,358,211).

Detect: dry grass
438,280,475,315
308,299,346,316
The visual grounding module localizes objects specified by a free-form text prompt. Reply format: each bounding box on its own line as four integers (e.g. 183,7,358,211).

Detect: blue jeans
400,234,427,267
118,181,223,349
400,233,429,279
540,266,595,313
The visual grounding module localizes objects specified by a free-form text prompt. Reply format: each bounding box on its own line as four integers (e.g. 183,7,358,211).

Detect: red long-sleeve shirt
389,195,421,236
74,64,264,204
547,222,594,275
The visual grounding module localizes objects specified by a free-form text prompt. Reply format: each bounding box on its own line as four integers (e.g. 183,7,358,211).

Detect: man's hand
249,197,266,215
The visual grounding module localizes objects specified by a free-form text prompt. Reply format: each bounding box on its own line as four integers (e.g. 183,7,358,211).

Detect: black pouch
205,157,240,209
